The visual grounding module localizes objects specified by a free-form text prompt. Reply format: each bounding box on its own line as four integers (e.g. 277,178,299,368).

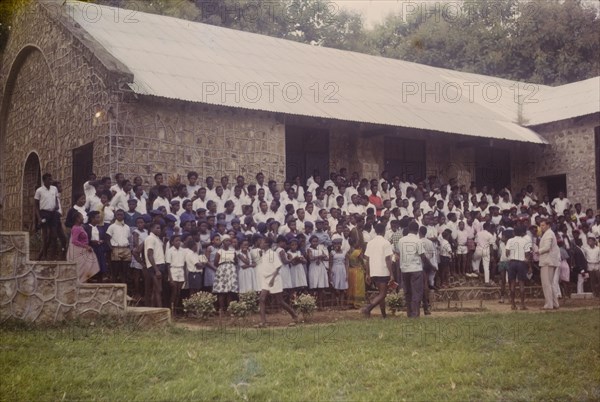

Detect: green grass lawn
2,309,599,401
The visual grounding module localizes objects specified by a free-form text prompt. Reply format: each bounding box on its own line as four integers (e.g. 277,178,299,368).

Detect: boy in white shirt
362,223,394,318
144,223,167,308
166,234,187,315
106,209,132,284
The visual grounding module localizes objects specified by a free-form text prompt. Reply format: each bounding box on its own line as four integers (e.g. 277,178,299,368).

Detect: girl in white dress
255,237,298,327
288,238,308,295
307,235,329,310
276,235,293,292
329,238,349,307
237,239,258,293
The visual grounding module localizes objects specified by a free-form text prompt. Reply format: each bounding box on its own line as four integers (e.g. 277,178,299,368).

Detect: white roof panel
65,1,600,144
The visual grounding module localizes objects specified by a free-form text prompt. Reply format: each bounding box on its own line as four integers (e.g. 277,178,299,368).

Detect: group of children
35,167,600,322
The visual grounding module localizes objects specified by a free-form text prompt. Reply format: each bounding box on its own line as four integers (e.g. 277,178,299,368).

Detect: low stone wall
76,284,127,319
0,232,126,323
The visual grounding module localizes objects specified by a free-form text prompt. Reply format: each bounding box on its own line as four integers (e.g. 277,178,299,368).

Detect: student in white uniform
255,237,299,327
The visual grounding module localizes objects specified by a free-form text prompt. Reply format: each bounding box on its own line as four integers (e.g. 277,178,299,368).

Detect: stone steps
0,232,171,327
126,306,171,328
79,283,172,327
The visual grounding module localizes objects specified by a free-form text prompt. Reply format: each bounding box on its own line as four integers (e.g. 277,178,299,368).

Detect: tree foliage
1,0,598,85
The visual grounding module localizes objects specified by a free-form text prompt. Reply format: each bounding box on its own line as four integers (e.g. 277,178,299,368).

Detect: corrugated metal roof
524,77,600,126
66,1,568,144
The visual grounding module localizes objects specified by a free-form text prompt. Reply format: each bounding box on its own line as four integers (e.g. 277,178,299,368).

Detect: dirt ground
174,297,600,330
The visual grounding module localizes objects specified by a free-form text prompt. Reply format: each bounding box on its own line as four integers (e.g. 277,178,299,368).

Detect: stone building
1,0,599,231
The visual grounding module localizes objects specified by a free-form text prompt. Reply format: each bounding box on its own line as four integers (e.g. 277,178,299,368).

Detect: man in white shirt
144,223,167,307
34,173,60,260
397,221,431,318
583,234,600,297
506,225,532,310
229,186,249,217
551,192,570,217
470,222,496,284
362,223,394,318
109,173,124,196
152,186,171,211
110,180,132,212
106,209,132,284
83,173,97,200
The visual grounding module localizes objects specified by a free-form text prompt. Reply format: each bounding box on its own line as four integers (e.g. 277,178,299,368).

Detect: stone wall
0,232,126,323
113,97,287,187
0,0,132,231
332,126,540,191
530,114,599,208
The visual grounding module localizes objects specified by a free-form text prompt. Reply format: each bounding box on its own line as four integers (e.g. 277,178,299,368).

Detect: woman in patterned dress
213,235,238,314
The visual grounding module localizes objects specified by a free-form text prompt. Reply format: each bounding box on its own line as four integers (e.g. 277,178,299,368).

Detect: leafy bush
238,292,259,314
293,294,317,317
385,292,405,315
182,292,216,320
228,301,252,318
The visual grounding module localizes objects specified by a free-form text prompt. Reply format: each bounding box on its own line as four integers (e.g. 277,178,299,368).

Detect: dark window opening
384,137,426,182
475,147,511,191
72,142,94,204
285,126,330,183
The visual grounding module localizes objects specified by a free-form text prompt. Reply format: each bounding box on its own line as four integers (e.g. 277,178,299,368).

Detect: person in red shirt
368,183,383,217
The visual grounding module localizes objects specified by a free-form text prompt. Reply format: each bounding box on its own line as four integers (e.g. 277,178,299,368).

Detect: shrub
385,292,405,315
228,301,252,318
238,292,259,314
293,293,317,318
182,292,216,320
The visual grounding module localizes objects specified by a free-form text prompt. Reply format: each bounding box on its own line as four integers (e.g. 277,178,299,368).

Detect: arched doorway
22,152,41,232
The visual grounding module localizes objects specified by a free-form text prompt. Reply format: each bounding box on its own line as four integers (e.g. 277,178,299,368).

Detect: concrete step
76,283,127,318
126,306,171,328
433,286,544,302
571,292,596,300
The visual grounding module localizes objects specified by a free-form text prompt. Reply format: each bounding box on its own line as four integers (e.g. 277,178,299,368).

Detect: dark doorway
541,174,567,201
384,137,426,181
285,126,329,182
22,152,41,232
475,147,511,190
594,126,600,209
72,142,94,204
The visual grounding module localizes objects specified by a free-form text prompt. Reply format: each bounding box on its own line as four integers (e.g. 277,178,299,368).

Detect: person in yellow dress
347,238,366,308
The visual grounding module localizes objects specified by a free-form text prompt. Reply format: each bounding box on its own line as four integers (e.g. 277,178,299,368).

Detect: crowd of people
34,168,600,325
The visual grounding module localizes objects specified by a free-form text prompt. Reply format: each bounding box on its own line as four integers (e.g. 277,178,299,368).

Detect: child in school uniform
307,235,330,310
184,238,206,296
166,234,187,315
276,235,293,294
203,234,221,292
456,220,468,277
130,216,148,300
255,237,299,327
329,238,349,308
287,238,308,297
237,239,258,293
